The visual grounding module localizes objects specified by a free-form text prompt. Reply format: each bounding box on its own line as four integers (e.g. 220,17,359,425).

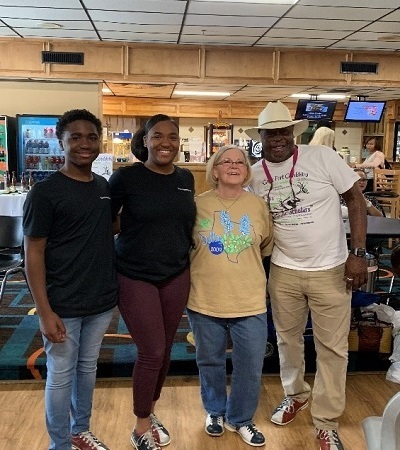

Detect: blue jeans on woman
43,309,114,450
187,309,268,427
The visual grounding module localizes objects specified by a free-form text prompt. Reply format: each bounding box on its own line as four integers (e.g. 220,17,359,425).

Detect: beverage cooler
16,114,64,181
0,115,17,177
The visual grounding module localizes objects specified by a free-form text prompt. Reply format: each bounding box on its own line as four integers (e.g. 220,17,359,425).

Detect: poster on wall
92,153,114,180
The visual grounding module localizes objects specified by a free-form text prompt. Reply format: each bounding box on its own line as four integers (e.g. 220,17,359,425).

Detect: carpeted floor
0,275,200,380
1,263,398,380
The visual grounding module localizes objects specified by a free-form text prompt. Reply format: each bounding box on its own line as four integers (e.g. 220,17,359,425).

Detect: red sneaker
270,397,309,425
316,429,344,450
71,431,110,450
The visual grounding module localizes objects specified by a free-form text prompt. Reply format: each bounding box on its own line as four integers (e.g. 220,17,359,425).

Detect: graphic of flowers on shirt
198,210,254,263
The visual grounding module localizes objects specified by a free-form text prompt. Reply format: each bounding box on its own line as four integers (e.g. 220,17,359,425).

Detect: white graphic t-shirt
249,145,360,270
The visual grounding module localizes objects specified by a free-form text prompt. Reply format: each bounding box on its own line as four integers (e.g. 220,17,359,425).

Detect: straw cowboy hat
245,101,309,141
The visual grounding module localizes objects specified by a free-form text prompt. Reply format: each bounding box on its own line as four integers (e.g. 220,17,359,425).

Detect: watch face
352,248,366,257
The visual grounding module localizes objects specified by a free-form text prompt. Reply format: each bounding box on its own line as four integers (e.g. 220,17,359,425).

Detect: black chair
0,215,29,304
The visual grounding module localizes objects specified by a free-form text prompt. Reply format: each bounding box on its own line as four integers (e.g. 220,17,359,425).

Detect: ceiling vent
340,62,378,74
41,51,84,65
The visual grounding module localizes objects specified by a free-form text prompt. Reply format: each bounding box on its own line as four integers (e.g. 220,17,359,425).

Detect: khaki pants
268,263,351,430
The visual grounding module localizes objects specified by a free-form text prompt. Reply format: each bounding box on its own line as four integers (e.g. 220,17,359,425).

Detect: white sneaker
150,413,171,446
225,422,266,447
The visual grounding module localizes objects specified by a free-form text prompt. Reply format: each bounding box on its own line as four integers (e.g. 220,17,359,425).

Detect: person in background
308,126,335,149
351,169,384,217
109,114,196,450
341,169,384,255
23,109,118,450
353,137,385,192
307,120,334,146
187,144,274,448
246,101,367,450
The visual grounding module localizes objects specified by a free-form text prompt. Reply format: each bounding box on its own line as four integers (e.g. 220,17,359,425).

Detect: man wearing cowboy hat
247,101,367,450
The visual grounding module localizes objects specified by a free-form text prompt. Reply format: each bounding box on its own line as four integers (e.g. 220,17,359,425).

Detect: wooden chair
367,169,400,219
362,391,400,450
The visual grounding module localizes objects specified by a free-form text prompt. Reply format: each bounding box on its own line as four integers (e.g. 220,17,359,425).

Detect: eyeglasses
358,178,367,182
216,159,246,167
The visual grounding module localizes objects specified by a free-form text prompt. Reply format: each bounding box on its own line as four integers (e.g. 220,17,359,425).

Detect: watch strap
349,248,367,257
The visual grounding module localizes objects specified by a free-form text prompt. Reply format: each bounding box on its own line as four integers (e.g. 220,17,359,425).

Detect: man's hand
344,253,368,291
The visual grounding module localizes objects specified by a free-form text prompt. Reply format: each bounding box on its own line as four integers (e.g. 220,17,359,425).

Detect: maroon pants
118,269,190,418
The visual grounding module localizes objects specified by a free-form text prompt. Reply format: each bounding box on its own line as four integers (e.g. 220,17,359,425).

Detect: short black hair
56,109,102,140
131,114,179,162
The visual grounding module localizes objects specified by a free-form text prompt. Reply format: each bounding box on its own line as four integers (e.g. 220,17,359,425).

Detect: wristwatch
349,248,367,257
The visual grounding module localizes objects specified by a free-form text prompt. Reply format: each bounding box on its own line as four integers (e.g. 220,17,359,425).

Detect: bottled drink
20,172,28,192
10,171,17,193
28,172,35,190
3,170,10,193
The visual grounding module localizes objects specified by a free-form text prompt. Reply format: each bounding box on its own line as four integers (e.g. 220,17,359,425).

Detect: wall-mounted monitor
294,99,337,121
344,100,386,123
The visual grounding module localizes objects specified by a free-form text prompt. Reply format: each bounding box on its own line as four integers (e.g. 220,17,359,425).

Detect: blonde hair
309,126,335,148
205,145,252,189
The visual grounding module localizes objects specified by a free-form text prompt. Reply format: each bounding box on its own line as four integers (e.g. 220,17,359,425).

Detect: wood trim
1,38,400,88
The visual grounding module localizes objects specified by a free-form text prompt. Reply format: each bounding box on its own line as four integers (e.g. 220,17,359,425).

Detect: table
0,192,28,216
345,216,400,238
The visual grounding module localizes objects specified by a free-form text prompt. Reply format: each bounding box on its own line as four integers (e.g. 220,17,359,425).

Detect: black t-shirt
109,163,196,282
23,171,118,318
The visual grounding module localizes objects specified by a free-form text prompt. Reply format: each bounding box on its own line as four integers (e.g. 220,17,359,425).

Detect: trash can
359,253,378,293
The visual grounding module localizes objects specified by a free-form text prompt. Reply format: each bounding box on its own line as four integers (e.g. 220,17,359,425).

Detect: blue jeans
43,309,114,450
187,309,268,427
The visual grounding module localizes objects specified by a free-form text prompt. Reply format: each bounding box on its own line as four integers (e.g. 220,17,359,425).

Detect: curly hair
56,109,102,140
131,114,179,162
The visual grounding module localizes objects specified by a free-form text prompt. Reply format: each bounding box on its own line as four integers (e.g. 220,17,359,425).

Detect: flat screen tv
344,100,386,123
294,99,337,121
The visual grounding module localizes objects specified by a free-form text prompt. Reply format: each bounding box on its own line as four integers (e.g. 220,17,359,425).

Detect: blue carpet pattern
1,263,398,380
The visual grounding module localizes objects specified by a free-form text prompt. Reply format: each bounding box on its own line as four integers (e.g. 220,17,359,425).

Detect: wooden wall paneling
277,49,350,84
103,97,349,121
127,45,201,78
204,48,275,81
47,42,125,76
1,39,400,91
350,53,400,84
0,40,46,74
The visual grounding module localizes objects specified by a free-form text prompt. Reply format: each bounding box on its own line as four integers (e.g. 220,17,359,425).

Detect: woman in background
109,114,196,450
187,145,274,447
341,168,384,218
354,137,385,192
309,126,335,149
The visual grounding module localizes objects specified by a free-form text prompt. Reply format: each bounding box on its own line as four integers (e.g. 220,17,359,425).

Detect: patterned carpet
0,274,199,380
1,265,397,380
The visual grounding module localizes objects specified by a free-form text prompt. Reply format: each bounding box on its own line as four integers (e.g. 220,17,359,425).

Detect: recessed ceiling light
39,22,63,29
174,90,231,97
291,93,347,99
195,0,298,3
